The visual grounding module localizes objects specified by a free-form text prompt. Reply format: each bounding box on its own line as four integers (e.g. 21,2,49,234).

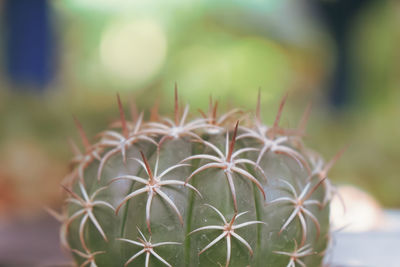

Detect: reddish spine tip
298,102,312,134
147,220,152,235
212,101,218,124
273,92,289,130
72,115,91,151
140,151,153,180
60,184,71,194
68,138,81,156
267,92,289,139
227,121,239,162
198,109,207,119
61,184,81,201
229,213,237,228
322,145,348,178
117,93,129,138
150,99,160,122
305,177,327,201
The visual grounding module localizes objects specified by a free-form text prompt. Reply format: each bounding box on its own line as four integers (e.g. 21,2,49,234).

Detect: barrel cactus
60,87,339,267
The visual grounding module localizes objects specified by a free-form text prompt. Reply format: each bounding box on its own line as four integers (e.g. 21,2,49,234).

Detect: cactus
60,87,339,267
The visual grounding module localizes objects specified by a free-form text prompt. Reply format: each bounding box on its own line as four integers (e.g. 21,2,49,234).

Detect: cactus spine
60,87,336,267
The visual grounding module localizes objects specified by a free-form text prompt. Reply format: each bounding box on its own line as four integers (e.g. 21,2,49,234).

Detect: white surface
328,210,400,267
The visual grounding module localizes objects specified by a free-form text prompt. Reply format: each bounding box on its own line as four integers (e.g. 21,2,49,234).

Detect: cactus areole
61,87,336,267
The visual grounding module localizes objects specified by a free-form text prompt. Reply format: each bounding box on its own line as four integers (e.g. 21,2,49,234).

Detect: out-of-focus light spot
330,185,383,232
100,19,167,85
64,0,191,12
64,0,135,12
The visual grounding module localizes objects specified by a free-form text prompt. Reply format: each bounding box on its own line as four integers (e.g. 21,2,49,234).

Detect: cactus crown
59,86,339,267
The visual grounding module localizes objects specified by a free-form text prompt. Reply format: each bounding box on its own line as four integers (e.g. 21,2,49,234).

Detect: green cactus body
61,90,333,267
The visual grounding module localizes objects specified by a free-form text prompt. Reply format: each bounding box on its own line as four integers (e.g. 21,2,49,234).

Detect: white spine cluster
56,86,342,266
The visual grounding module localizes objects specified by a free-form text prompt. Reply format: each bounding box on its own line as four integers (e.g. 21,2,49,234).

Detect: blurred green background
0,0,399,218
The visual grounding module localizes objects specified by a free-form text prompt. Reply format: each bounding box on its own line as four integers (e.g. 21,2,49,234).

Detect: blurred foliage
51,0,328,107
351,0,400,110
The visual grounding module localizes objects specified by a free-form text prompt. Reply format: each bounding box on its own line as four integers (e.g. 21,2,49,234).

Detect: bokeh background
0,0,399,246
